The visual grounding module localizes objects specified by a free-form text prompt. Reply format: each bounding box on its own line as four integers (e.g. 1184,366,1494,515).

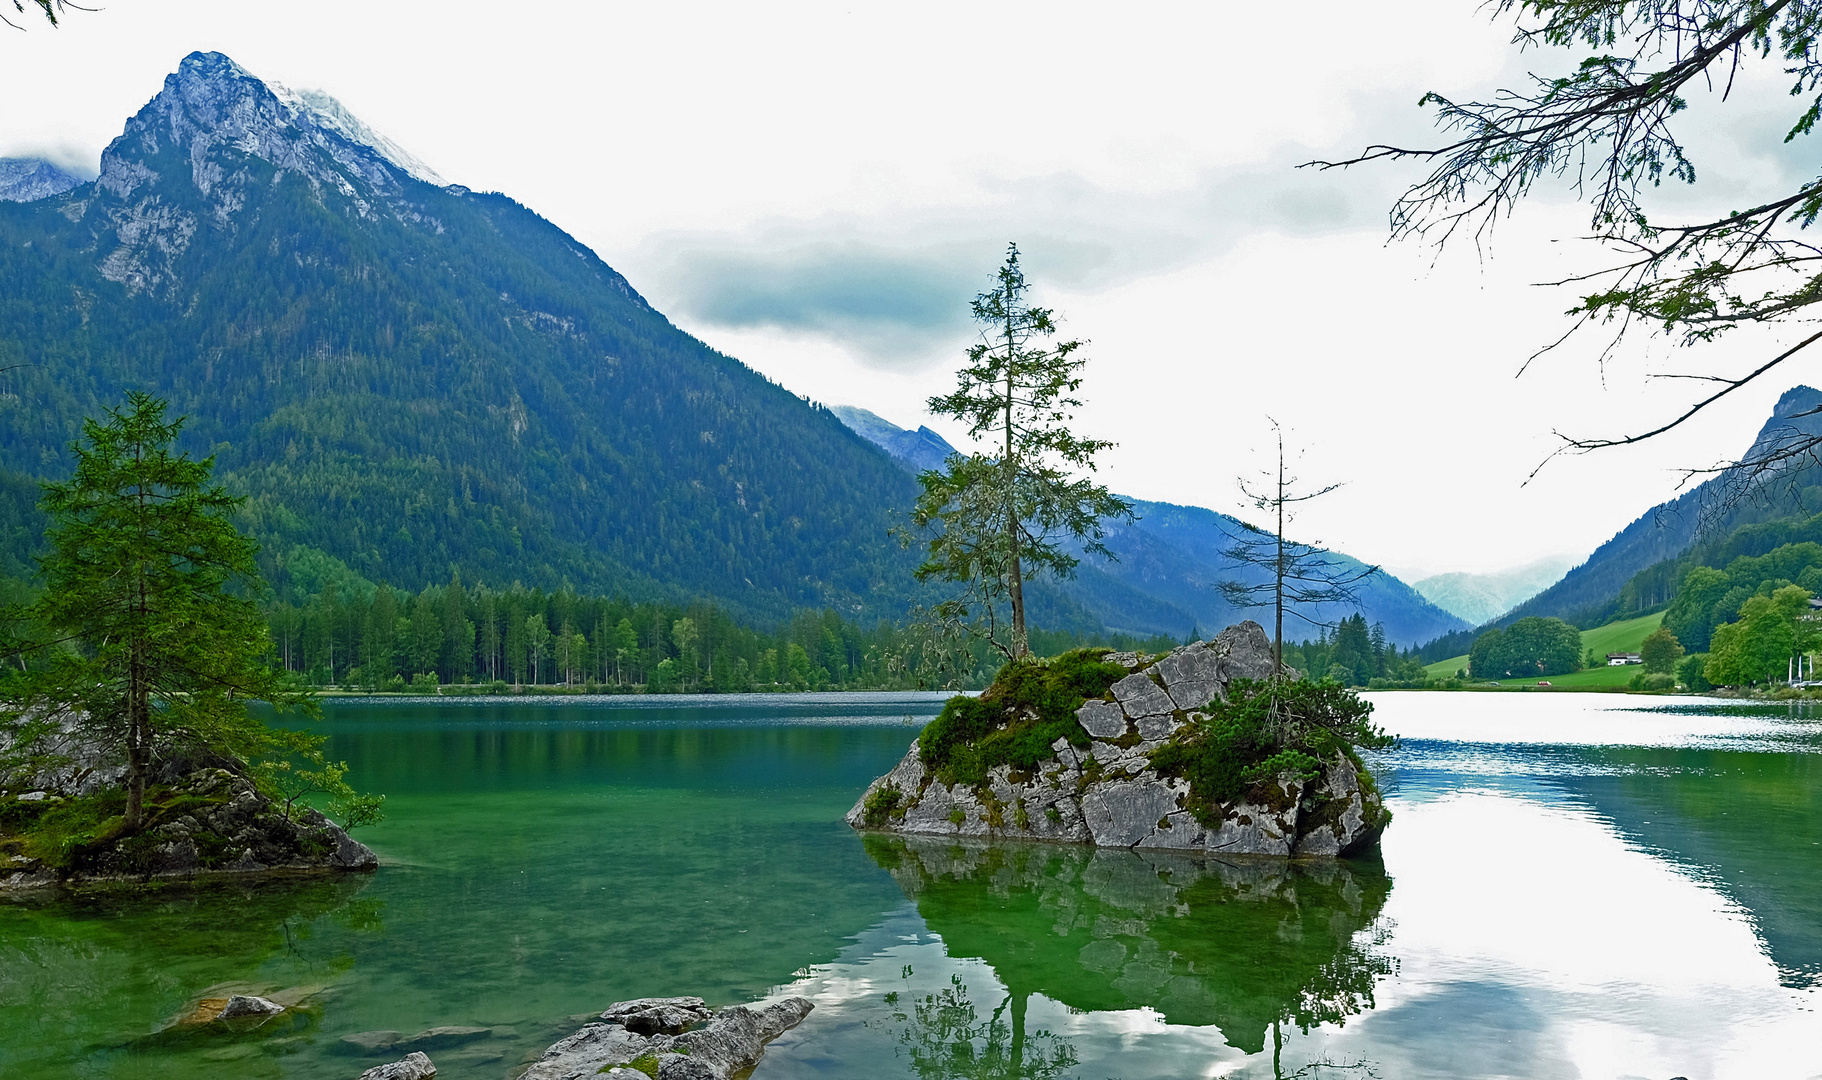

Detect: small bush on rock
1148,678,1394,826
918,649,1128,786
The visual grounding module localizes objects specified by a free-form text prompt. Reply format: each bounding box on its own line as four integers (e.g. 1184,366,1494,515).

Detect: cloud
660,242,983,361
0,142,99,179
641,145,1405,370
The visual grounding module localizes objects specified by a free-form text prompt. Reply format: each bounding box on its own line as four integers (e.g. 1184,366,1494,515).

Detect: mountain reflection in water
863,835,1394,1063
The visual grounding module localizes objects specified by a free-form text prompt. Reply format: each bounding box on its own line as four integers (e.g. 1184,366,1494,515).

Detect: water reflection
864,836,1394,1059
0,874,378,1076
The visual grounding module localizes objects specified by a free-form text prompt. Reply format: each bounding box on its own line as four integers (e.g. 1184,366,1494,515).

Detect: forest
255,545,1179,692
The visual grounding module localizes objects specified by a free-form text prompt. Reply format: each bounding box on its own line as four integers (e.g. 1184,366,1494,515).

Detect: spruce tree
914,244,1131,660
18,393,313,829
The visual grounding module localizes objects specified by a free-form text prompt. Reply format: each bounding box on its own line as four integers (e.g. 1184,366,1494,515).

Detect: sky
4,0,1822,581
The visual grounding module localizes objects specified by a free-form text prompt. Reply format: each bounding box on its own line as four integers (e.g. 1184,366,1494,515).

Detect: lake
1,690,1818,1079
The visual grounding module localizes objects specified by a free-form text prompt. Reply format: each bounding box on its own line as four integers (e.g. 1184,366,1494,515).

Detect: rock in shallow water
216,993,285,1019
356,1052,436,1080
846,620,1385,857
518,995,813,1080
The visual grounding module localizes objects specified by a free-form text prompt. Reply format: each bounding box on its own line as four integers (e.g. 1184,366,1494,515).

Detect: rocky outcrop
517,995,813,1080
357,1053,436,1080
848,621,1386,857
0,766,377,890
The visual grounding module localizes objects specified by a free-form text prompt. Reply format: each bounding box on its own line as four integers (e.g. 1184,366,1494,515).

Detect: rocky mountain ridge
0,157,85,202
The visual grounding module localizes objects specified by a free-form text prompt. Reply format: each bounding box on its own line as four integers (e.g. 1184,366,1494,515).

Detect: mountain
1501,385,1822,628
1410,555,1581,626
834,407,1469,646
829,406,954,472
0,158,84,202
0,52,925,622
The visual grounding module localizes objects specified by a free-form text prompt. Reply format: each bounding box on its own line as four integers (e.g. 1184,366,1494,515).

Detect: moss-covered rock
848,621,1393,857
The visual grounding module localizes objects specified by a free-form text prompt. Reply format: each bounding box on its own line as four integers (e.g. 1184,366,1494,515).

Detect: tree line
1280,614,1429,688
259,544,1181,694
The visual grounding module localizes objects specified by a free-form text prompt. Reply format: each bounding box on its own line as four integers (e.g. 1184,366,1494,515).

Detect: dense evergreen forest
254,546,1179,692
1279,614,1429,688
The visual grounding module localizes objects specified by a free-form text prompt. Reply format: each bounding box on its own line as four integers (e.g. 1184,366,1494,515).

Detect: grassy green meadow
1422,611,1667,688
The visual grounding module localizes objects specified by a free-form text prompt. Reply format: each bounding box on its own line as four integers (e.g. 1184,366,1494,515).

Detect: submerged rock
356,1052,437,1080
216,994,285,1020
848,620,1388,857
519,994,813,1080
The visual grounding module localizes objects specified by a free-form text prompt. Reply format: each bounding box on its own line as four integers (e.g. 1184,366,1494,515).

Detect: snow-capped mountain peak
267,82,446,186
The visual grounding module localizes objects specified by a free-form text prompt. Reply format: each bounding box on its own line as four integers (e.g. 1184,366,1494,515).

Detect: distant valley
833,407,1468,646
1408,555,1582,627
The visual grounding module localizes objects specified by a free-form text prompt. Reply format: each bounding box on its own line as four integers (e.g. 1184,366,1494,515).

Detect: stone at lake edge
846,620,1387,857
519,995,813,1080
1,751,377,889
216,994,285,1019
356,1052,436,1080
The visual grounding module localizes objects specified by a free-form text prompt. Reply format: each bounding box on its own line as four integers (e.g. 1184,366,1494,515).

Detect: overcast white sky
5,0,1822,580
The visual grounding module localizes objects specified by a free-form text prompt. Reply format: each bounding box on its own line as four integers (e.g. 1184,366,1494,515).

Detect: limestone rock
340,1031,403,1055
1075,699,1127,738
670,998,815,1079
522,995,812,1080
356,1052,436,1080
519,1023,649,1080
1082,779,1184,847
1292,753,1387,857
1110,673,1174,718
397,1025,490,1050
216,994,284,1019
1,750,378,890
600,997,713,1035
848,619,1383,859
1207,776,1303,857
1212,621,1281,682
1154,644,1225,710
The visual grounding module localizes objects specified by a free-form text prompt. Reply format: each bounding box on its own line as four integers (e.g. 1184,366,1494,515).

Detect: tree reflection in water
886,971,1079,1080
865,835,1394,1073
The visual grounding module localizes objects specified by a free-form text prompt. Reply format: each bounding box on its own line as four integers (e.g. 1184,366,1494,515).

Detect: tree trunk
1004,290,1028,660
1273,437,1285,673
126,650,148,830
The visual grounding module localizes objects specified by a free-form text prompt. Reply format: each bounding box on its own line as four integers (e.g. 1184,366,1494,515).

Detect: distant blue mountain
0,157,84,203
834,408,1468,646
830,406,955,472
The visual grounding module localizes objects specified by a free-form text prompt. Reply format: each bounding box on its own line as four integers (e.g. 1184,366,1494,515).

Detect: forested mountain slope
835,408,1468,646
1501,386,1822,628
0,52,923,623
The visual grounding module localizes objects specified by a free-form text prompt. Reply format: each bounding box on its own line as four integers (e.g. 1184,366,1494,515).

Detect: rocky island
847,621,1391,857
0,728,376,890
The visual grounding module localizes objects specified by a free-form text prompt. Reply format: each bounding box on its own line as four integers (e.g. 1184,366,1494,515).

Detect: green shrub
1677,652,1713,692
861,784,905,827
1148,678,1393,827
1628,671,1677,692
918,649,1127,786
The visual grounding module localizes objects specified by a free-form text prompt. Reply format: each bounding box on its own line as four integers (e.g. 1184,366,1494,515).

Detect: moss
1013,800,1031,829
1044,806,1062,823
0,780,240,874
605,1052,662,1077
860,784,905,828
917,649,1127,787
1148,679,1393,828
947,807,966,826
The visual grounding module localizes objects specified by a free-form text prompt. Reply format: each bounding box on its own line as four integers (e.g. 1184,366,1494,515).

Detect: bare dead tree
1218,421,1379,670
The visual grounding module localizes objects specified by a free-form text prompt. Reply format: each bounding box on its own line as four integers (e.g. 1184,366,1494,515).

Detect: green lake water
2,691,1819,1079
